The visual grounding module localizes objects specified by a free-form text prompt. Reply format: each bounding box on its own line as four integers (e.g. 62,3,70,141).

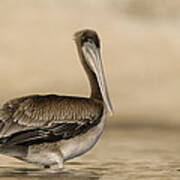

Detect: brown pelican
0,29,113,168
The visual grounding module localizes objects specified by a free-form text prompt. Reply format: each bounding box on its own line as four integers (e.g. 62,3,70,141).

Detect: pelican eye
87,38,94,44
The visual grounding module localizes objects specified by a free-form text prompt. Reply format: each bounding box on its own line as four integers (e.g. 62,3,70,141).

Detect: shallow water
0,124,180,180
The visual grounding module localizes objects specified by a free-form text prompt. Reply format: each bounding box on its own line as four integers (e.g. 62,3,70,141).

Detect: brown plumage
0,95,103,145
0,29,113,168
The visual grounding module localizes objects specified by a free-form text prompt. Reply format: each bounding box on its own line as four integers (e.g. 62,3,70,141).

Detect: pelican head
74,29,114,115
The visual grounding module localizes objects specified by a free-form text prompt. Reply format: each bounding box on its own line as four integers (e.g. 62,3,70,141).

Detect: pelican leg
57,160,64,169
27,142,64,169
44,165,50,169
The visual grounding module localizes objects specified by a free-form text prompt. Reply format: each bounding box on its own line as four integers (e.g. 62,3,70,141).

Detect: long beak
82,42,114,115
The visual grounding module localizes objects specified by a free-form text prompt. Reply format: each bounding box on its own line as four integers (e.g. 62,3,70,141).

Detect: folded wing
0,94,103,146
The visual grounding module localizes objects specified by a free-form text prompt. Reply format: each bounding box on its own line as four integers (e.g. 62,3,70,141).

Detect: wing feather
0,95,103,144
0,119,99,146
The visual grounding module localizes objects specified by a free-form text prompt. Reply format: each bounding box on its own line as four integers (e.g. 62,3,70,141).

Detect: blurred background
0,0,180,127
